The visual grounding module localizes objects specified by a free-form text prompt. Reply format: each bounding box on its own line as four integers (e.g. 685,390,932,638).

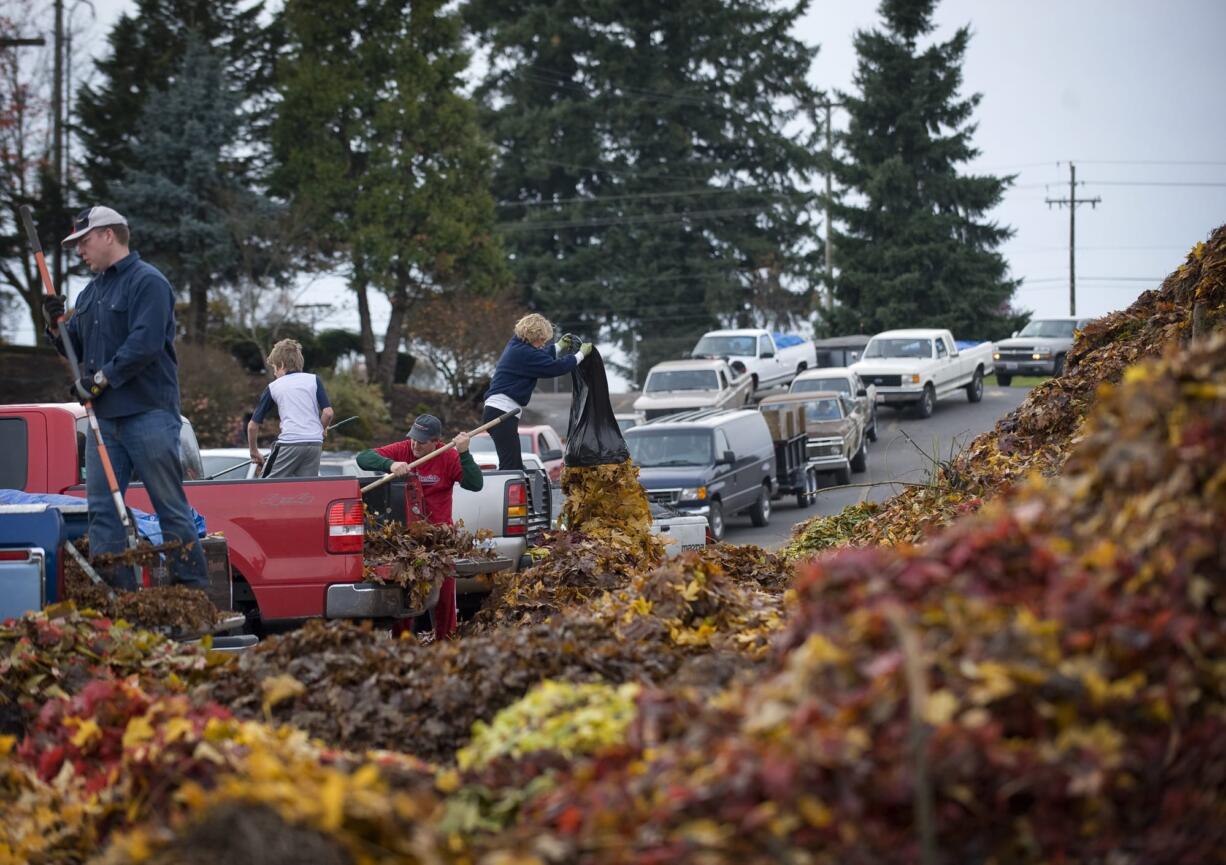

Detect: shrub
177,343,262,447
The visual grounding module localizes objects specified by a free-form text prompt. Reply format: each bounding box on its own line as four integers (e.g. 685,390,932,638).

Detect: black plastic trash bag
564,346,630,467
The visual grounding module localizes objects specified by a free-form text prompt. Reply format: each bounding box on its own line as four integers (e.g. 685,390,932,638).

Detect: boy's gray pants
263,442,323,478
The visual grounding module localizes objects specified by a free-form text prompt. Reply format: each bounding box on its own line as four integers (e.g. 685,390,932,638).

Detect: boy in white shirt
247,339,334,477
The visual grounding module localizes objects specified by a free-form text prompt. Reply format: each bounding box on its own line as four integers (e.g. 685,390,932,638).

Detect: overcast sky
25,0,1226,380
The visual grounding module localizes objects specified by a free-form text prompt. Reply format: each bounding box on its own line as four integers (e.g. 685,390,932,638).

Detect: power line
1082,180,1226,188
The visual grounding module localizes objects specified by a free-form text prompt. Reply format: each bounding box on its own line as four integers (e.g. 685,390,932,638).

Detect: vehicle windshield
1017,320,1077,338
692,335,757,357
469,434,532,453
798,398,843,422
200,454,250,479
863,338,932,359
645,369,720,393
626,431,713,467
792,377,851,395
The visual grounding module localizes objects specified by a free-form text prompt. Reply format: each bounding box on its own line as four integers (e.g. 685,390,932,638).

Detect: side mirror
856,388,867,397
760,351,775,359
717,450,736,465
1011,331,1018,338
540,449,563,462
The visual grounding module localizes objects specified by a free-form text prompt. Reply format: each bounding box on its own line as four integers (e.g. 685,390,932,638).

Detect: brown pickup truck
756,391,868,486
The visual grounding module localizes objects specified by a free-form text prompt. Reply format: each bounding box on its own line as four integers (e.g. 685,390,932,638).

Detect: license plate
1002,362,1016,370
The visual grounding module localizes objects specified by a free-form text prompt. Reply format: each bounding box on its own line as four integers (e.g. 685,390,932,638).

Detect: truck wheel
835,465,852,486
996,373,1013,386
966,367,984,403
706,499,726,540
1053,354,1066,377
850,438,868,473
796,470,816,508
866,409,879,442
748,484,772,527
916,384,936,419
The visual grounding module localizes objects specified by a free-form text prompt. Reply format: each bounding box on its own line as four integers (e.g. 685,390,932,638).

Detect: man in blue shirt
43,206,208,591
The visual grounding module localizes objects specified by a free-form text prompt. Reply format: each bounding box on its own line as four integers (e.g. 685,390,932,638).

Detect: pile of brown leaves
560,460,661,561
63,540,220,635
363,519,494,612
467,530,644,632
791,225,1226,550
462,317,1226,865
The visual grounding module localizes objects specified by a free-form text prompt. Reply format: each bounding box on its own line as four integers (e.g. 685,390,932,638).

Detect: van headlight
681,486,707,501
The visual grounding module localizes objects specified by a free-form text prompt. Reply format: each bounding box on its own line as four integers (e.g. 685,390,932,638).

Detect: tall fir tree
467,0,824,381
271,0,509,392
75,0,274,201
824,0,1021,340
111,38,276,342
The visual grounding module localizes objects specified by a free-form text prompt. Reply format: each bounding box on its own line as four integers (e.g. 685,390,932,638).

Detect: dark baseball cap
408,414,442,442
62,206,128,245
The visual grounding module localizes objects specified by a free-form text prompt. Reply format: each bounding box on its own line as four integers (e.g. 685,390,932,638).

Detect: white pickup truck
850,329,995,418
633,358,754,422
690,328,817,391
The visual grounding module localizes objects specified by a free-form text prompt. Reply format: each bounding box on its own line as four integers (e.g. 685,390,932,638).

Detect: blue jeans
86,409,208,590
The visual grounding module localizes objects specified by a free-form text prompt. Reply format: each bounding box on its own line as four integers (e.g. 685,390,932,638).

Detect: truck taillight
504,480,528,536
326,499,364,554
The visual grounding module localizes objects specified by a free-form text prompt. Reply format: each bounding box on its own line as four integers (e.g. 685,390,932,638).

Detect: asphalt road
723,384,1032,550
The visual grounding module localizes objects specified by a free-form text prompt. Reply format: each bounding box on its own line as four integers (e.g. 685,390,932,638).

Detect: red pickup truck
0,403,533,628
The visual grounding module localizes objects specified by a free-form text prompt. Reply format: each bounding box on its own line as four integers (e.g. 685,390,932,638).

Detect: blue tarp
772,332,807,349
0,489,206,544
954,340,987,351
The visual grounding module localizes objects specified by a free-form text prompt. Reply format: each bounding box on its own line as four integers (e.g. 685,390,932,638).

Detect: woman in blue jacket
483,313,591,470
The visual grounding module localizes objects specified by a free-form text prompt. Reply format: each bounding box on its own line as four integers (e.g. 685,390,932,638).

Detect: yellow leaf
797,795,833,828
922,690,960,726
435,768,461,794
163,716,196,744
260,674,306,719
1081,539,1118,570
122,715,156,748
681,579,702,602
69,718,101,748
319,772,345,832
0,734,16,756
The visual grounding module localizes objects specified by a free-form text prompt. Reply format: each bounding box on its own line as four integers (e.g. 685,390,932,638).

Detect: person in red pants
356,414,483,639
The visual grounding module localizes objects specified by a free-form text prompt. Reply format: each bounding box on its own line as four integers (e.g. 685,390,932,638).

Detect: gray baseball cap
61,206,128,245
407,414,443,442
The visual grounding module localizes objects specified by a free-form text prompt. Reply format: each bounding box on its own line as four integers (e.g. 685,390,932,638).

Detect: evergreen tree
75,0,274,201
272,0,509,392
467,0,824,381
111,38,276,342
825,0,1021,339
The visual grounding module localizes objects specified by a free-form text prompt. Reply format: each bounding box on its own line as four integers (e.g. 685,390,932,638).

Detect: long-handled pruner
327,415,359,433
360,409,520,494
20,205,138,552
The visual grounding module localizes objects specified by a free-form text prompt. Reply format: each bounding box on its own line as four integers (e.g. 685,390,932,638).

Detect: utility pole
1045,162,1101,315
818,101,843,316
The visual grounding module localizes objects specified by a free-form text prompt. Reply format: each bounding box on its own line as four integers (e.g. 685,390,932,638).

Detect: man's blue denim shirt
51,251,182,419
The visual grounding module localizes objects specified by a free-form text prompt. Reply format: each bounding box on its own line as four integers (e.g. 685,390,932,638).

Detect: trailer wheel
796,469,816,508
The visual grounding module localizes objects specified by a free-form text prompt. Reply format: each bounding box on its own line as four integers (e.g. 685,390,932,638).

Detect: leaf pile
457,680,641,772
600,552,785,661
459,330,1226,863
560,460,662,562
0,676,443,865
193,616,676,764
791,226,1226,550
363,519,494,612
467,530,645,632
0,603,222,738
696,543,794,592
62,539,222,635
